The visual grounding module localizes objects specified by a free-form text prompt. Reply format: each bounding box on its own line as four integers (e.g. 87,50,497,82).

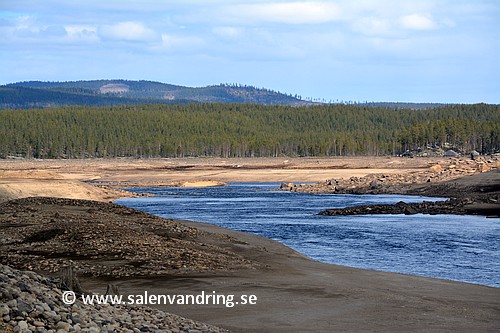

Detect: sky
0,0,498,103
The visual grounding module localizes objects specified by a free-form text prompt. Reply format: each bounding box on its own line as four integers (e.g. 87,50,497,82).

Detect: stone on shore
0,264,228,333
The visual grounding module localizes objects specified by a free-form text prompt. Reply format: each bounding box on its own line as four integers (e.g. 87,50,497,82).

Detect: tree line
0,103,498,159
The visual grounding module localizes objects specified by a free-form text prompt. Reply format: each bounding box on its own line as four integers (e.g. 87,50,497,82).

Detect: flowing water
117,183,500,287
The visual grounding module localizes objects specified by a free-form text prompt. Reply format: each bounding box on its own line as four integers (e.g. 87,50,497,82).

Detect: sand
0,157,448,202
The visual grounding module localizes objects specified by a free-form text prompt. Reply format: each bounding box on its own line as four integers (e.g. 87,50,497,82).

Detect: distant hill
1,80,473,110
1,80,311,109
0,86,165,109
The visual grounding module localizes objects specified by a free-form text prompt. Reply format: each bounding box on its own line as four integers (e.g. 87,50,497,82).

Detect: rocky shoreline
0,264,228,333
281,157,500,217
319,199,469,216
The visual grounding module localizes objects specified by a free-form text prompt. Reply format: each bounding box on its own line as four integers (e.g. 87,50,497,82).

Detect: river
116,182,500,287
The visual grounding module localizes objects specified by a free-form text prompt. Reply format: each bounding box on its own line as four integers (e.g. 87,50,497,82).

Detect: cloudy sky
1,0,498,103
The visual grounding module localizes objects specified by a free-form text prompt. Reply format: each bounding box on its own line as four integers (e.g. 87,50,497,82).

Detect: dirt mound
0,197,258,278
319,199,479,216
284,157,499,217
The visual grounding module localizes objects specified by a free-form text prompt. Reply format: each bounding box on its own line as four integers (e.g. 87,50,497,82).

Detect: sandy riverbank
0,156,490,202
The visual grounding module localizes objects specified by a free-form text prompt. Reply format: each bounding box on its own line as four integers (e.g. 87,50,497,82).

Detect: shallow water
117,183,500,287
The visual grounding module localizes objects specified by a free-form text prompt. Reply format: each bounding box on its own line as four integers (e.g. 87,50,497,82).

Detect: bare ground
1,156,492,202
0,156,453,184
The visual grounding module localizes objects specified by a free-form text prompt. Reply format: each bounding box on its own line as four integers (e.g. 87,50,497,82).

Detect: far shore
1,156,497,203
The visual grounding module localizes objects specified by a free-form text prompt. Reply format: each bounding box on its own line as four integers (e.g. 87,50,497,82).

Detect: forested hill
1,80,454,109
0,103,498,158
1,80,310,109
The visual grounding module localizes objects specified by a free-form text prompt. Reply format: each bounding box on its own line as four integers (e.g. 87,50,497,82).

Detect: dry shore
1,156,495,202
1,157,499,332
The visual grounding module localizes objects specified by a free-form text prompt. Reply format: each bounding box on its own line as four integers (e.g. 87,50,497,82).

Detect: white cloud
351,10,447,37
99,21,157,42
4,16,69,40
400,13,437,30
9,15,38,37
65,25,99,42
224,2,341,24
212,26,243,39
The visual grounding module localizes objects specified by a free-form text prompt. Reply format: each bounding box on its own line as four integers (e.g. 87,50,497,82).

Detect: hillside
0,86,167,109
1,80,309,109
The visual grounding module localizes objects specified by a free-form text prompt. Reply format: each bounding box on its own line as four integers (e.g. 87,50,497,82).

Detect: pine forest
0,103,498,159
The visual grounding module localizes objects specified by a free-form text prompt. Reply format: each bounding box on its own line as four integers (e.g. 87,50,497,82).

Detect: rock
1,288,14,300
430,165,442,172
478,164,491,172
18,281,31,292
56,322,70,331
280,182,295,190
403,206,418,215
18,320,29,330
17,299,33,314
6,299,17,308
0,304,9,316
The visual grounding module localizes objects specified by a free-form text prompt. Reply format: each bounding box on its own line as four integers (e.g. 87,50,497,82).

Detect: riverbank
279,156,499,217
0,156,462,199
319,170,500,217
1,197,499,332
1,156,495,202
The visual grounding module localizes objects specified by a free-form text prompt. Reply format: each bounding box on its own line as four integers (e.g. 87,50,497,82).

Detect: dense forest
0,103,498,158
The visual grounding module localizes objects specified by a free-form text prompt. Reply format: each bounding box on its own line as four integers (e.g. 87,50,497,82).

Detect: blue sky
1,0,498,103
